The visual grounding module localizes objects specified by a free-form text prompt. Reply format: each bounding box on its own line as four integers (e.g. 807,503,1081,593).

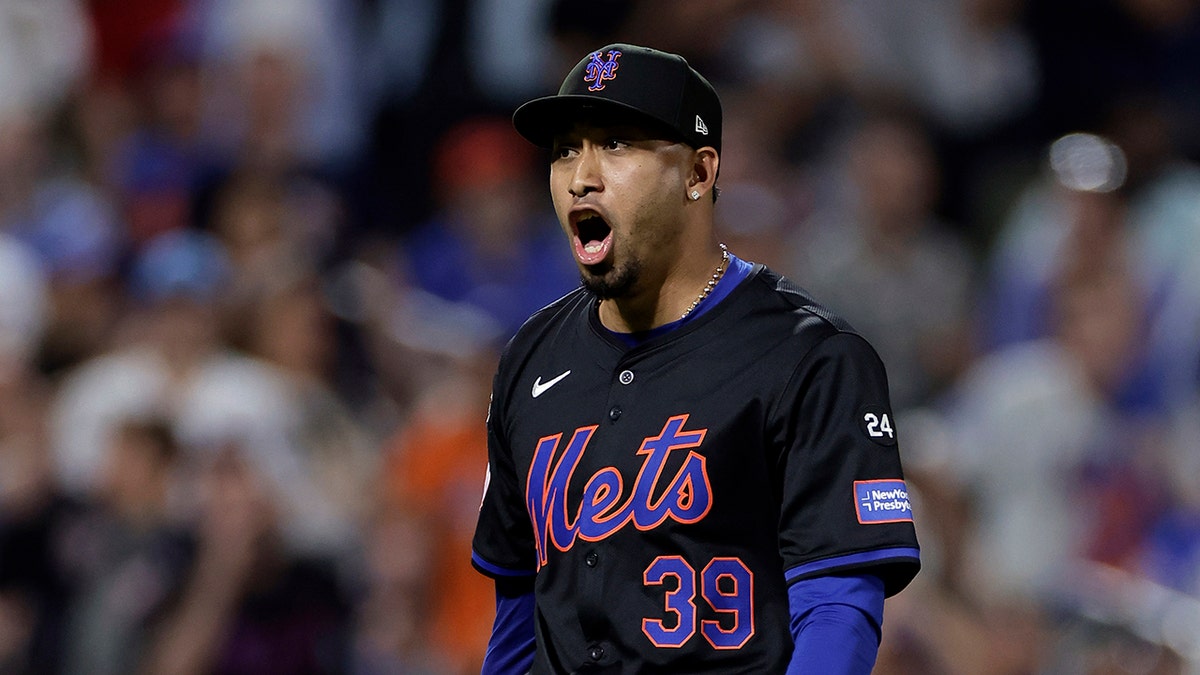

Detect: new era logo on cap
512,43,722,153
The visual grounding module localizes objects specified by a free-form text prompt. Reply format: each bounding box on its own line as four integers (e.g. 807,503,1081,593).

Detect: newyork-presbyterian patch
853,479,913,524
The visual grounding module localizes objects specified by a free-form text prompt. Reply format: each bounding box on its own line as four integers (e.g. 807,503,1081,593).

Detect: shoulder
728,267,894,409
507,285,591,343
495,286,592,371
738,265,873,355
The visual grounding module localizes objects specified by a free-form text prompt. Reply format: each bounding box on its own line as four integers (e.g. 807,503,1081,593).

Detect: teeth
584,242,602,253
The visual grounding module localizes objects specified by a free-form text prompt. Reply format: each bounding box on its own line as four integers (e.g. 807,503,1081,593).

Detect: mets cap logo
584,50,621,91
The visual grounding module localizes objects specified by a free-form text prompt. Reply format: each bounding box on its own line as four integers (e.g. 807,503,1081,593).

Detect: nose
568,144,602,198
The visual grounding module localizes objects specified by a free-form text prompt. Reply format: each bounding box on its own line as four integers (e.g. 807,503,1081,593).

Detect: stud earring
690,190,701,201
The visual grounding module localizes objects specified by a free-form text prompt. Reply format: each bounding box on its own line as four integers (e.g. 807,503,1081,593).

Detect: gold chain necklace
680,243,729,320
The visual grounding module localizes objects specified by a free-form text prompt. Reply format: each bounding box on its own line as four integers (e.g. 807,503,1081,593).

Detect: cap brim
512,94,684,149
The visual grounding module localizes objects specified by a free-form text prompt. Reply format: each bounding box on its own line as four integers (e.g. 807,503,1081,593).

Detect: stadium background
2,0,1200,672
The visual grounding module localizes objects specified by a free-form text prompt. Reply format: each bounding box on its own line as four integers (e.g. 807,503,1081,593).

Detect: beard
580,256,642,300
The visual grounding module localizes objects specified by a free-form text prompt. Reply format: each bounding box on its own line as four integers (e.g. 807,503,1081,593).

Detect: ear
688,147,720,201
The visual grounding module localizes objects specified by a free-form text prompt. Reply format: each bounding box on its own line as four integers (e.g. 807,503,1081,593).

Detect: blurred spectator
890,0,1041,226
139,440,353,675
981,126,1200,414
891,253,1168,674
786,108,977,410
205,164,377,431
394,116,579,346
931,175,1164,600
24,190,125,376
0,107,128,377
879,128,1193,671
890,0,1038,140
236,272,382,539
715,0,1039,198
209,172,302,302
714,0,873,168
205,169,342,308
1101,95,1200,411
58,419,193,675
192,0,367,175
378,349,497,675
49,229,351,560
733,0,1038,135
351,506,444,674
980,133,1137,349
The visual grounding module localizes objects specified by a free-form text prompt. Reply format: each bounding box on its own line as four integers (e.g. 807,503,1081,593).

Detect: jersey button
585,551,599,567
618,369,634,385
588,645,605,661
608,406,622,421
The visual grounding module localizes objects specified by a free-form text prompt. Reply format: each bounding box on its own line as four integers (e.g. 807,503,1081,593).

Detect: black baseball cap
513,43,722,153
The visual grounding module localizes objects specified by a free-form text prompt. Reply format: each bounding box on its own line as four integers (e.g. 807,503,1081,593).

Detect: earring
690,190,701,201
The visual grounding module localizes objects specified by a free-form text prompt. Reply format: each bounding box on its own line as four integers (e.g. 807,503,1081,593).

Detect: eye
604,138,626,151
553,144,578,160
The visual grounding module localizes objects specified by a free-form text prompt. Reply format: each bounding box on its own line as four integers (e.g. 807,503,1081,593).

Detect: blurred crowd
1,0,1200,673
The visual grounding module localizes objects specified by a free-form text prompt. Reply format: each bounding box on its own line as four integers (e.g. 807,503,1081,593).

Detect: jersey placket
572,360,641,668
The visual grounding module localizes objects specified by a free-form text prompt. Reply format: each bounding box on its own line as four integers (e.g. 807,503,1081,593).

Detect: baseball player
472,43,920,674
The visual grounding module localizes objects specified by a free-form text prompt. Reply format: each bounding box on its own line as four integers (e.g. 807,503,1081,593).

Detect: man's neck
597,245,727,333
598,293,671,334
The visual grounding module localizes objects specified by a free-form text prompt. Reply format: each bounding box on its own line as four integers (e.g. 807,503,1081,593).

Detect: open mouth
573,213,613,266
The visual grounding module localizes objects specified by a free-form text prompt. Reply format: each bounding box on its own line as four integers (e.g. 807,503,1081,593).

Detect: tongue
575,232,612,266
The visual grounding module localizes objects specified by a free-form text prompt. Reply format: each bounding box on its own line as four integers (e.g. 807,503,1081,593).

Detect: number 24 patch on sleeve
858,406,897,446
854,479,913,524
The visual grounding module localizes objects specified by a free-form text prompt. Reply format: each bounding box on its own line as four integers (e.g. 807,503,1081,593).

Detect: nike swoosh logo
532,370,571,398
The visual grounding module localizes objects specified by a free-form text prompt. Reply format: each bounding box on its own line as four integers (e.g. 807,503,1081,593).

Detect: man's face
549,117,693,300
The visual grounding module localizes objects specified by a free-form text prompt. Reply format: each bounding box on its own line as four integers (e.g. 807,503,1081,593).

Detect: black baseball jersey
472,264,920,674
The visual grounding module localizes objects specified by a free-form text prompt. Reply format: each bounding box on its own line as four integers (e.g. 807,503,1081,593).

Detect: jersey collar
603,253,755,348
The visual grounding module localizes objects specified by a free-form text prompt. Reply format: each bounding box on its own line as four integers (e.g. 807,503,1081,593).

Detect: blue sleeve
787,573,885,675
481,582,536,675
